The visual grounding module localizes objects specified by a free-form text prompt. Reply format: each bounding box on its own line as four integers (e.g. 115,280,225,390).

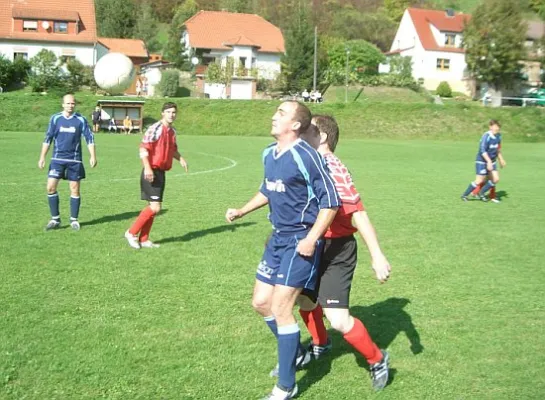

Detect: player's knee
325,311,352,334
252,297,271,316
149,203,161,214
492,177,500,184
46,184,57,194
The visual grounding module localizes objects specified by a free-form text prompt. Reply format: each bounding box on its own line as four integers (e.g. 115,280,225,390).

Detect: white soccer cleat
140,240,160,248
490,198,501,204
261,384,298,400
124,230,141,249
45,219,60,231
70,220,81,231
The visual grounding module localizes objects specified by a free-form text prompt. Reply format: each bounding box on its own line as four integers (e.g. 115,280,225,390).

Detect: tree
463,0,527,89
164,0,198,69
529,0,545,19
28,50,62,92
134,1,160,53
325,40,385,85
95,0,137,38
0,56,13,89
281,1,315,91
383,0,411,22
219,0,254,12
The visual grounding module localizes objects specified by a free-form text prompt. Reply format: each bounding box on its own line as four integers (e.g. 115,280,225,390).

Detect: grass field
1,131,544,399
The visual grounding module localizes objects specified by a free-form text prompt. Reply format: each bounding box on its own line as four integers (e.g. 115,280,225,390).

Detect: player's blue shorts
475,161,497,175
256,231,323,290
48,160,86,181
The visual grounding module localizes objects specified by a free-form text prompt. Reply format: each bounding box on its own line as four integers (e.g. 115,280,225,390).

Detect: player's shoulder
262,142,276,159
293,139,321,160
50,112,63,122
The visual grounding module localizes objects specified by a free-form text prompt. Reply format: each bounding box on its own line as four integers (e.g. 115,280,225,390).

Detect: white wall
255,53,281,80
415,50,469,94
390,10,419,52
204,82,226,99
0,40,96,65
230,80,253,99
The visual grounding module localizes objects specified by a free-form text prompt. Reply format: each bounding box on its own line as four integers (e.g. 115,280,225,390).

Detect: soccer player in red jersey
124,102,188,249
297,115,392,391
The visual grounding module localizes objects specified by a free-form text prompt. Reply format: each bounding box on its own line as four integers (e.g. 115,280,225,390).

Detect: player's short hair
300,123,320,149
162,102,177,112
287,101,311,135
489,119,500,127
313,114,339,152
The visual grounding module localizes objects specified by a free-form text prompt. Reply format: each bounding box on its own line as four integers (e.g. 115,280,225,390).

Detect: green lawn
1,132,545,399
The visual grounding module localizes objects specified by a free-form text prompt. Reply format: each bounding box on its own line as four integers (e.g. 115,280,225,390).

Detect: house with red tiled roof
387,8,472,94
0,0,99,65
183,10,285,99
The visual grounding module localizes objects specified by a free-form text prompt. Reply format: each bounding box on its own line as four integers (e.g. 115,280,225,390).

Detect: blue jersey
476,131,501,162
43,112,94,162
260,139,340,234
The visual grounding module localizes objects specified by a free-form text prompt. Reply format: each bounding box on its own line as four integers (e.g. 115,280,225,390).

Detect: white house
0,0,99,65
388,8,471,95
183,10,285,99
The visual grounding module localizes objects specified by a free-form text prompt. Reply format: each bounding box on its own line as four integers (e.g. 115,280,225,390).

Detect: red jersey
323,153,364,238
141,122,178,171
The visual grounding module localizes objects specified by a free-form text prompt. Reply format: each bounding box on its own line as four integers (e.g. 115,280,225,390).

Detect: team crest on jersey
59,126,77,133
265,179,286,193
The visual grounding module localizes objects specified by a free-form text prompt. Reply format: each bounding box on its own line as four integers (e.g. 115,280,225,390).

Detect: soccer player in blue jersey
225,101,340,400
461,120,506,202
38,94,97,230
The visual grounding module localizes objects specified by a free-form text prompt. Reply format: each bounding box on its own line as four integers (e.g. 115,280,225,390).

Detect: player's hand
297,237,316,257
38,158,45,169
486,162,493,171
371,254,391,283
500,159,506,168
179,157,188,172
144,167,154,182
90,157,97,168
225,208,243,223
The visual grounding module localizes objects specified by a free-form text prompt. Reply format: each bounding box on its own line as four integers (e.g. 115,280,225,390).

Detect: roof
0,0,97,44
185,10,284,53
407,8,470,53
99,37,148,58
385,47,414,56
526,20,545,40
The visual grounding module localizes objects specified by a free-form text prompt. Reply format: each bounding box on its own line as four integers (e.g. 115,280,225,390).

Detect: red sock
129,206,154,236
471,182,484,195
139,215,155,242
299,305,329,346
343,317,382,365
490,186,496,199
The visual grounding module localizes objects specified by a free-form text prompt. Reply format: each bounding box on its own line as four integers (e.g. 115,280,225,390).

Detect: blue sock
479,180,495,196
70,196,81,220
264,316,278,339
462,182,477,197
277,323,300,391
47,192,60,220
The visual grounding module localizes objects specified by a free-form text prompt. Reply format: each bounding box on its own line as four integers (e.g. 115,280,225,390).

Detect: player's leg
126,169,157,249
461,164,488,201
45,177,61,230
254,236,281,334
139,170,165,247
68,180,81,230
297,294,330,356
478,163,499,200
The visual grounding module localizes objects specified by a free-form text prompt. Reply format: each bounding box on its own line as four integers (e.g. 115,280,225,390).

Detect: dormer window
445,33,456,47
23,20,38,32
54,21,68,33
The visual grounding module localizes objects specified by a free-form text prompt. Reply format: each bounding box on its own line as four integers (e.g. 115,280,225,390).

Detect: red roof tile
99,37,148,58
408,8,470,53
185,10,284,53
0,0,97,44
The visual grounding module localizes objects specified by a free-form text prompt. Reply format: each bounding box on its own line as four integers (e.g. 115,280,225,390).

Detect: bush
0,55,12,89
65,59,87,92
28,49,62,92
436,81,453,97
11,57,31,85
157,69,180,97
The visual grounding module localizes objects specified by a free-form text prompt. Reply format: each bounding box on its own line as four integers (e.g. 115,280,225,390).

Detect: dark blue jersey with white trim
259,139,340,234
476,131,501,162
43,112,94,162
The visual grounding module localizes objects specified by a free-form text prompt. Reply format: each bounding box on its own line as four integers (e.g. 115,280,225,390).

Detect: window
14,52,28,60
23,20,38,32
239,57,247,68
60,55,76,64
445,33,456,47
437,58,450,71
54,21,68,33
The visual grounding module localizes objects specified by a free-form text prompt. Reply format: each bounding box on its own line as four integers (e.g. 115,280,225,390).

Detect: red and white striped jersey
140,122,178,171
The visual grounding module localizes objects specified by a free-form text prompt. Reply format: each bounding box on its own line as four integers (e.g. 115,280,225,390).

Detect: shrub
0,55,12,89
436,81,453,97
28,49,62,92
157,69,180,97
65,59,87,92
11,57,31,85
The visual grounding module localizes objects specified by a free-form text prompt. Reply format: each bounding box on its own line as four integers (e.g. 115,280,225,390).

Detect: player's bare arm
297,207,338,257
139,147,154,182
225,192,268,223
38,143,50,169
482,152,494,170
498,152,506,168
352,210,391,283
173,150,188,172
88,144,97,168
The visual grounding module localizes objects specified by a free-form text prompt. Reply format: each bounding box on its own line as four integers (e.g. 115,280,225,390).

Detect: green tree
281,1,315,91
463,0,527,89
383,0,411,22
0,55,13,89
28,49,62,92
95,0,137,38
529,0,545,18
134,1,160,52
164,0,198,69
325,40,385,85
219,0,253,12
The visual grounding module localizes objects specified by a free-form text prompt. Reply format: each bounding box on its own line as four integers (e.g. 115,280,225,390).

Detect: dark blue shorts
475,161,497,176
48,160,86,181
256,232,323,290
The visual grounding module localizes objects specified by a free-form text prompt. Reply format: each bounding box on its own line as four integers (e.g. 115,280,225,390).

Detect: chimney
446,8,455,17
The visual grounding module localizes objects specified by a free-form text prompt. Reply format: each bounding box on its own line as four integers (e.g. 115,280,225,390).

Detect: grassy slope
1,133,544,399
1,90,545,142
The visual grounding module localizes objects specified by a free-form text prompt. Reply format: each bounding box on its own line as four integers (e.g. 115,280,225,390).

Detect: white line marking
1,152,238,186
